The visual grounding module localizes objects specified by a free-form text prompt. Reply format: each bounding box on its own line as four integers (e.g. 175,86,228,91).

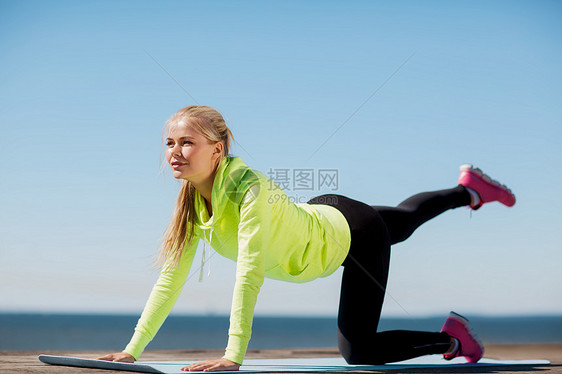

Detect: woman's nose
170,143,181,157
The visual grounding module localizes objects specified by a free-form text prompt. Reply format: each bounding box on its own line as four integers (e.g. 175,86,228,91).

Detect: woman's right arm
97,237,200,361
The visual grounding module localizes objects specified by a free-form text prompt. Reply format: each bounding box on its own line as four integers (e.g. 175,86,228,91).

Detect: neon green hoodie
123,156,351,364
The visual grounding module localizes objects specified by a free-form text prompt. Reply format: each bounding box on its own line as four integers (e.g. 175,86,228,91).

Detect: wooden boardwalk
1,344,560,373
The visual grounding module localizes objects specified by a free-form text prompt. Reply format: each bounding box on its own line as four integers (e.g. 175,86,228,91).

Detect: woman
97,105,516,371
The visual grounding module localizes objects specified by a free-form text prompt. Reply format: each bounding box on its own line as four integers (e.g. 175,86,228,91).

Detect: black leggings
307,185,471,364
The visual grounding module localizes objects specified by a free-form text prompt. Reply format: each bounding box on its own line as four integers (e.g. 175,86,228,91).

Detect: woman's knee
337,329,389,365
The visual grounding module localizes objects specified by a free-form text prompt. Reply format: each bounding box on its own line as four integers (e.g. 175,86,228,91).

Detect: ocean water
1,313,561,350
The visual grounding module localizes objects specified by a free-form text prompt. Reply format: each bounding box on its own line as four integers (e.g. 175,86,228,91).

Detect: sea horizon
1,312,561,351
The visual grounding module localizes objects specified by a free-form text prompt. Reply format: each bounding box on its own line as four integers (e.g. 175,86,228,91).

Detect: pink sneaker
458,164,516,210
440,311,484,363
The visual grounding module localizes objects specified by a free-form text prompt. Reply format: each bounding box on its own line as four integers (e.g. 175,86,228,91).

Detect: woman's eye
165,140,192,146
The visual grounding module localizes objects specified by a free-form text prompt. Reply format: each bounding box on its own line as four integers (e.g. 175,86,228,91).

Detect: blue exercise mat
38,355,551,373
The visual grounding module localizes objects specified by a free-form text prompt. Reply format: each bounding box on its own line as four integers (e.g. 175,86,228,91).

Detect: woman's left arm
182,182,271,372
227,181,272,361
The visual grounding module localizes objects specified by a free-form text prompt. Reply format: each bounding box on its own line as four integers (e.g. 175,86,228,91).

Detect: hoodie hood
194,155,261,230
193,155,262,281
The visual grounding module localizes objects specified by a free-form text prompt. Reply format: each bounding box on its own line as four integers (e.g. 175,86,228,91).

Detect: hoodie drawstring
199,228,213,282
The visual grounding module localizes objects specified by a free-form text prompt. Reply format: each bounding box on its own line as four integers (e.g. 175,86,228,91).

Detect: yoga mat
38,354,551,373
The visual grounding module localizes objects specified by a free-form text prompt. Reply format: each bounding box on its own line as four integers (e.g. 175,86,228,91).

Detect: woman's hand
181,358,240,372
95,352,135,363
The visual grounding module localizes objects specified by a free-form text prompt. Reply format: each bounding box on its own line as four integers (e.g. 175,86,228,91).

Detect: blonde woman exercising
97,105,515,371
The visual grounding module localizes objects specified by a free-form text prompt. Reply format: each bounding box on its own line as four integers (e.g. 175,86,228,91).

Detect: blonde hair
157,105,234,270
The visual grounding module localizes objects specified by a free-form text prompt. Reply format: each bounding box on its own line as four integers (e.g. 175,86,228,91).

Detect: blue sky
1,0,561,318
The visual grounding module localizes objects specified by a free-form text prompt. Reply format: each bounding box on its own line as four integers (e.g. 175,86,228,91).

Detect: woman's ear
214,141,224,157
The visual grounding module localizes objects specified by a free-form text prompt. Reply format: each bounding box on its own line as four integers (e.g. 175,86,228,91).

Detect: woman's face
165,122,221,183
